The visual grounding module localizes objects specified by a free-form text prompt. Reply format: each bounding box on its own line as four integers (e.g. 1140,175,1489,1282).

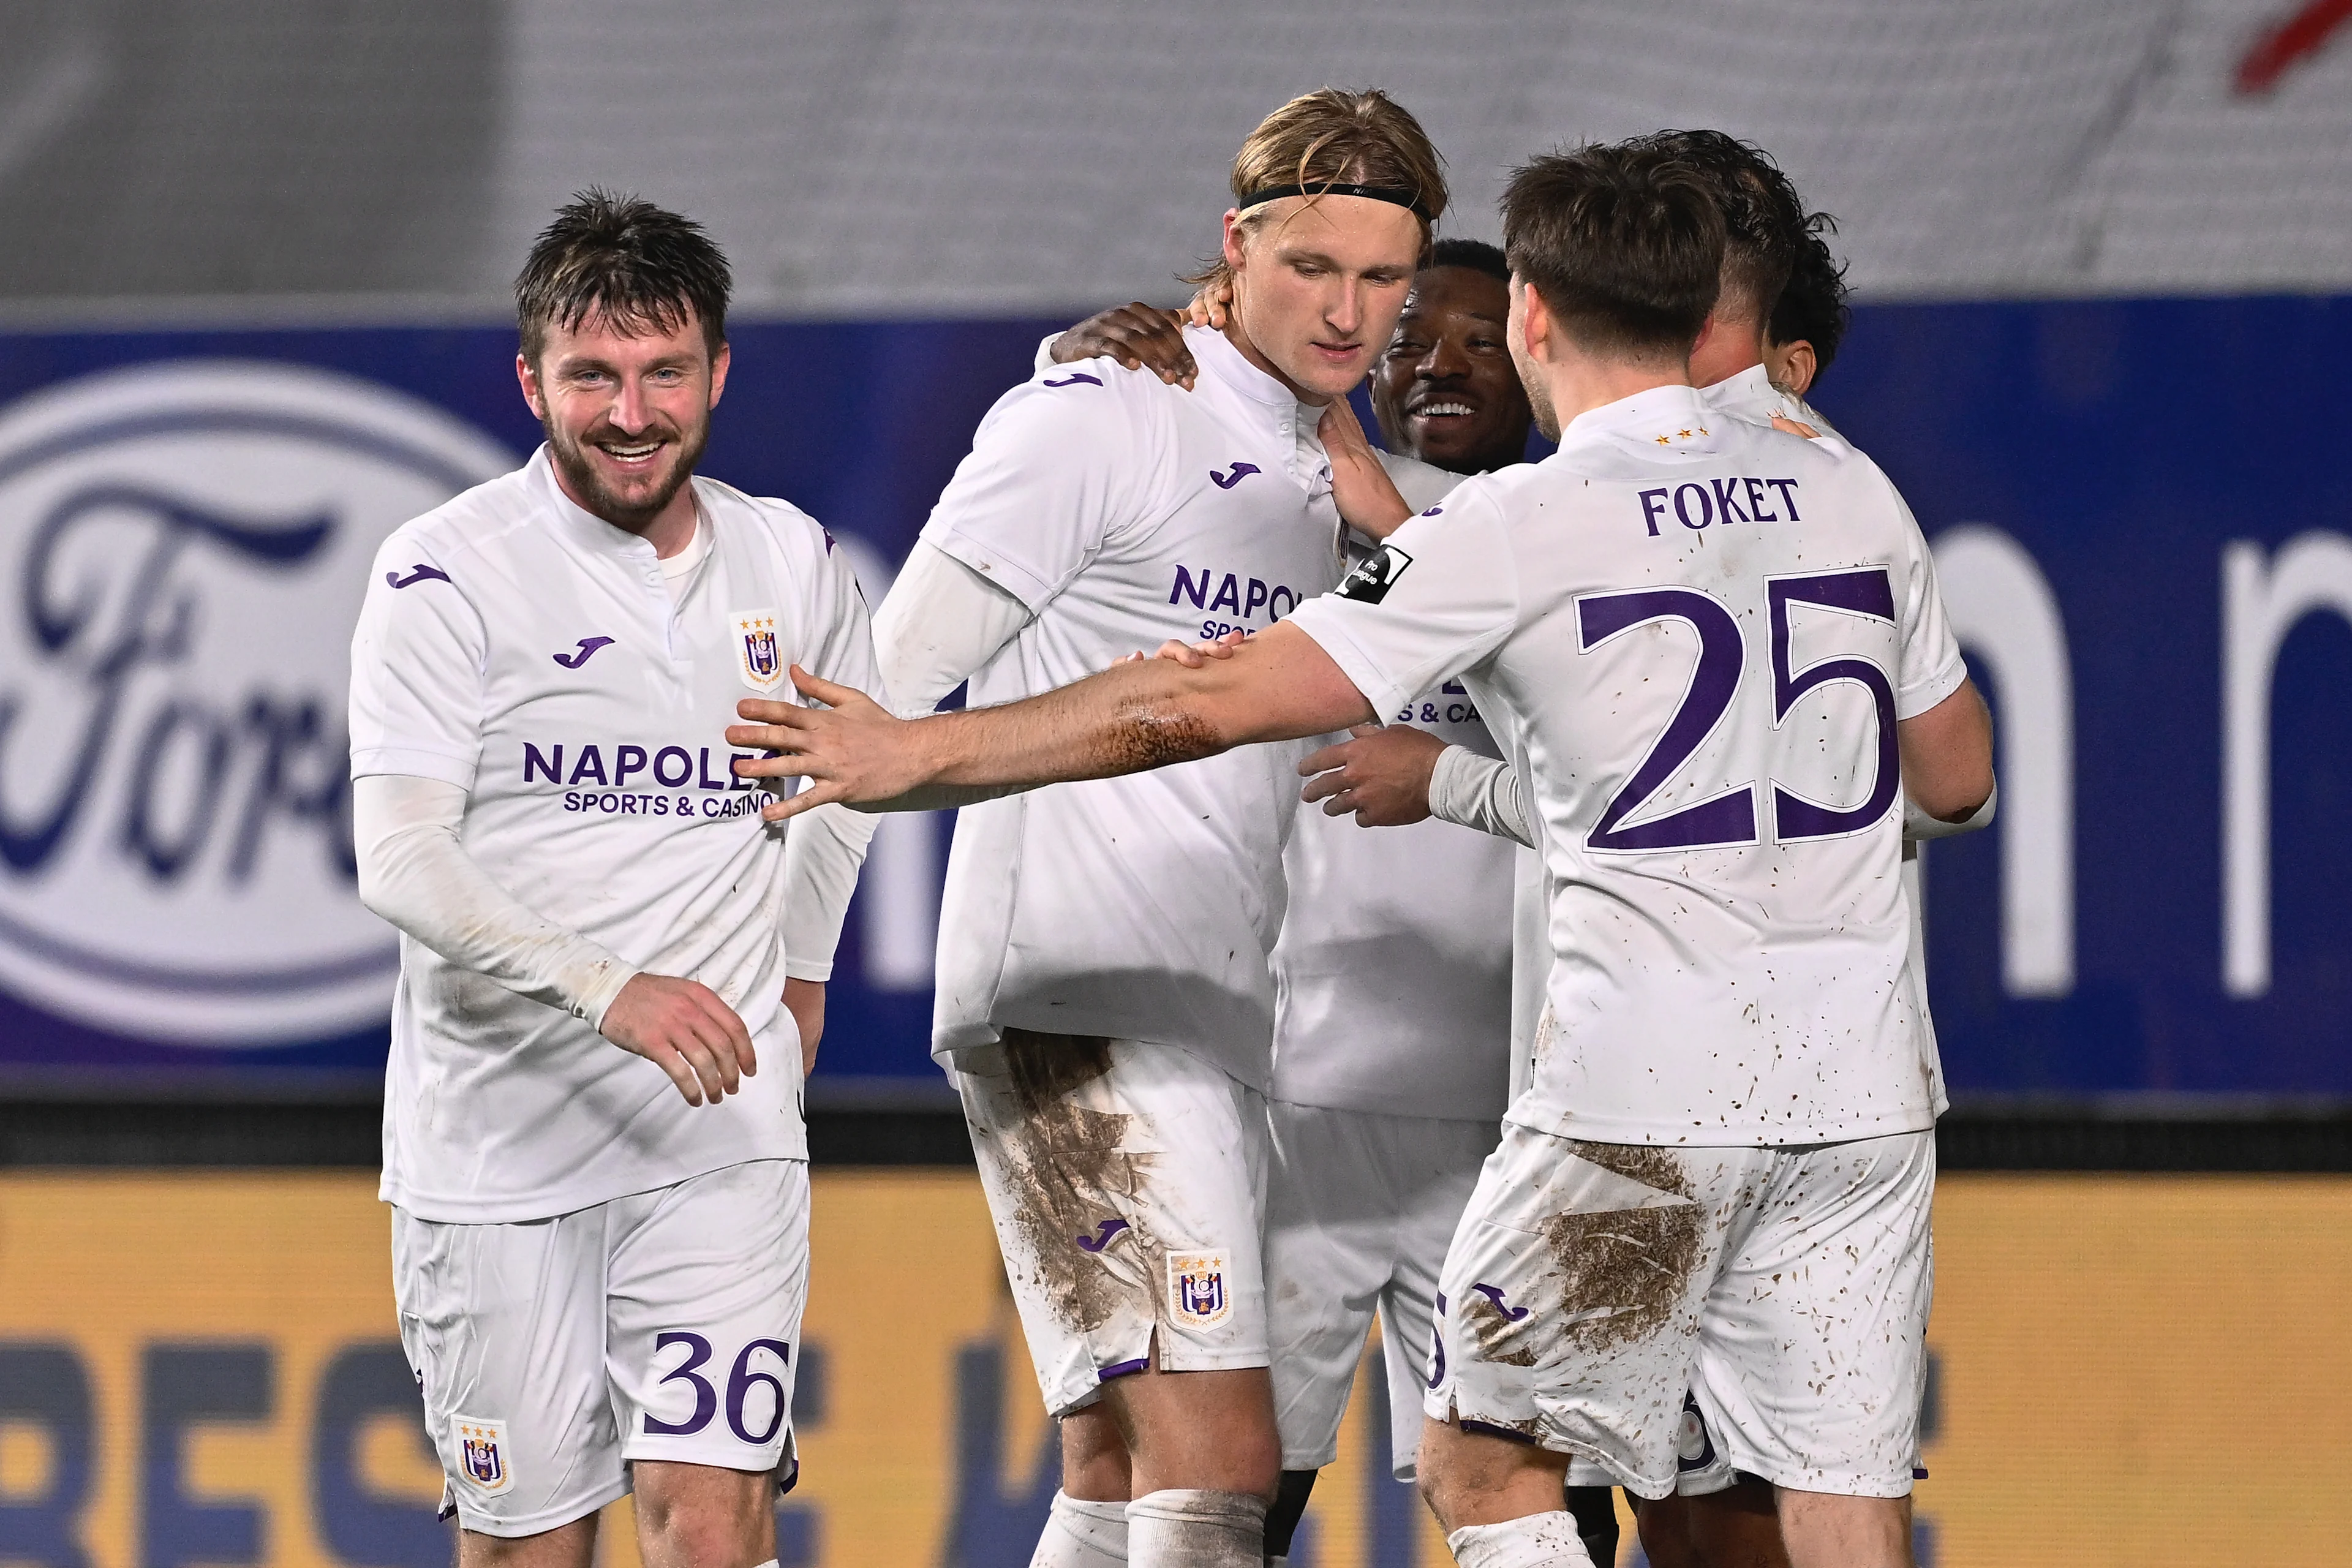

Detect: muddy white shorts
393,1158,810,1537
1564,1392,1743,1496
958,1031,1270,1417
1426,1124,1934,1499
1264,1101,1496,1477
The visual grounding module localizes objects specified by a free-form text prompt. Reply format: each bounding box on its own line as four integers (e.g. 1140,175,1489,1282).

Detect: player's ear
707,341,731,409
1221,209,1247,273
1512,277,1552,363
1776,339,1817,398
516,352,546,420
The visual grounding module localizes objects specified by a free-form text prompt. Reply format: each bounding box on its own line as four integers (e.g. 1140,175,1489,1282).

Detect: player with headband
777,88,1449,1568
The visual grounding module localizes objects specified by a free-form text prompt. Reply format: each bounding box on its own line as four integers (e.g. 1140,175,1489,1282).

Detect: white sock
1124,1488,1265,1568
1447,1510,1599,1568
1032,1490,1130,1566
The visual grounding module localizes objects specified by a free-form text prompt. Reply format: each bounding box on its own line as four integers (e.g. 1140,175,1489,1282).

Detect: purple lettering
615,745,649,786
567,745,608,786
620,794,640,815
697,747,728,790
1243,578,1268,617
1639,488,1670,537
654,746,693,788
1744,477,1777,521
1709,478,1750,524
1268,587,1296,619
1170,565,1210,609
1766,478,1801,519
524,743,564,784
729,751,760,790
1208,574,1242,615
1673,483,1714,530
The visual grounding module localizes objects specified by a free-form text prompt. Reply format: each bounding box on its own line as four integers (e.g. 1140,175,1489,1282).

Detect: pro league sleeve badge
1335,544,1412,605
730,608,786,692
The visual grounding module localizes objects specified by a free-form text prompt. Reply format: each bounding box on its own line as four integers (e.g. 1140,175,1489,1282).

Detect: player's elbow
1897,679,1996,824
1910,757,1994,824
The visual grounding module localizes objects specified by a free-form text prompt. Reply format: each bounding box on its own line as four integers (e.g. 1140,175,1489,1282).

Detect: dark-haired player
731,137,1992,1568
1762,213,1850,413
350,191,879,1568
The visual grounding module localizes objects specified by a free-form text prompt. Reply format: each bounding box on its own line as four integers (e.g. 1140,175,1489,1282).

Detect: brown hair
1187,88,1447,293
516,189,731,366
1617,129,1806,325
1501,143,1724,360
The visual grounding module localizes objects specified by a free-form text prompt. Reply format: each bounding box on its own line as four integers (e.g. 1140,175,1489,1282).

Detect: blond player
771,91,1446,1568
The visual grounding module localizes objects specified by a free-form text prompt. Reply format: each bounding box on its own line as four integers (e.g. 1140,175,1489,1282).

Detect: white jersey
350,447,880,1221
1704,362,1842,445
924,326,1345,1085
1270,456,1517,1123
1288,384,1967,1146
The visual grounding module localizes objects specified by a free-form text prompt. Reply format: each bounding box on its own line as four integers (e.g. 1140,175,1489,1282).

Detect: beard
541,408,710,531
1509,337,1561,443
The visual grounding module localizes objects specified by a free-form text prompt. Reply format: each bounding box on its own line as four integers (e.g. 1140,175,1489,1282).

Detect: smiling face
1369,265,1534,475
517,307,728,541
1223,194,1424,403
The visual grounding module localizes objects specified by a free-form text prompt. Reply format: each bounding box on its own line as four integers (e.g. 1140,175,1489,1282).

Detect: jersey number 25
1576,567,1900,853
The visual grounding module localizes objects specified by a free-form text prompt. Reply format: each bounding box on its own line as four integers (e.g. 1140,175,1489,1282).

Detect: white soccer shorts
958,1031,1270,1417
393,1158,811,1537
1263,1101,1496,1477
1425,1124,1934,1499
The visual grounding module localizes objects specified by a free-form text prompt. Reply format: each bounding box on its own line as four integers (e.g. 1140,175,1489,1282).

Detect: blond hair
1188,88,1448,293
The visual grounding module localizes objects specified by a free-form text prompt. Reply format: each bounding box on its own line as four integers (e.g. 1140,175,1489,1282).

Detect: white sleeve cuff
1427,745,1535,848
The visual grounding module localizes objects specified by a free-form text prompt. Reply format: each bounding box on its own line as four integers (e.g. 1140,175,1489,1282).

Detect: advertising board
0,296,2346,1096
1,1170,2345,1567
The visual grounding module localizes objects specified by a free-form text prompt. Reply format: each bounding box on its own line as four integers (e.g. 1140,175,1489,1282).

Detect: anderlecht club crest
1167,1251,1232,1329
730,608,785,692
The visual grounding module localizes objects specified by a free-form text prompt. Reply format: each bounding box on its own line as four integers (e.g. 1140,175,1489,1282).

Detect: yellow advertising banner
0,1169,2346,1567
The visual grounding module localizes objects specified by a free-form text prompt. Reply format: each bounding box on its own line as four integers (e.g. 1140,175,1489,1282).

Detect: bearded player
775,89,1447,1568
734,137,1994,1568
350,194,878,1568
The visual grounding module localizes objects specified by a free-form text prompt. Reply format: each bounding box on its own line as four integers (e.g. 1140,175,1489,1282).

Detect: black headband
1237,183,1433,222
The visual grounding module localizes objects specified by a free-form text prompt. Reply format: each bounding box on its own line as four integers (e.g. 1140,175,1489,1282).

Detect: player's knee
630,1469,767,1568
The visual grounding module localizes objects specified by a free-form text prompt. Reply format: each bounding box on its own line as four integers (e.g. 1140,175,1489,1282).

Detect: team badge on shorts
730,608,785,692
451,1414,512,1493
1167,1251,1232,1329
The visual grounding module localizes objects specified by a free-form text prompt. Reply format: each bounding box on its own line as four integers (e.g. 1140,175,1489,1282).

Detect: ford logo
0,361,514,1044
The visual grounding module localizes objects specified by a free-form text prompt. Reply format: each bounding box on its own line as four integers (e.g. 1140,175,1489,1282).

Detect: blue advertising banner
0,296,2343,1099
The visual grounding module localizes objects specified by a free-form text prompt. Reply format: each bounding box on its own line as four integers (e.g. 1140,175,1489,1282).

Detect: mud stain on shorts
1540,1140,1705,1353
993,1029,1159,1337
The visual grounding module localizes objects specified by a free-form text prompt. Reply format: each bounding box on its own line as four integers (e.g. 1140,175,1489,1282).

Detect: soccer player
777,89,1448,1568
1314,137,1990,1568
733,138,1993,1568
1041,239,1622,1568
349,193,878,1568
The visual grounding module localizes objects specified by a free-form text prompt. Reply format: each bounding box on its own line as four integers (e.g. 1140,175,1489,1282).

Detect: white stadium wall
4,0,2352,315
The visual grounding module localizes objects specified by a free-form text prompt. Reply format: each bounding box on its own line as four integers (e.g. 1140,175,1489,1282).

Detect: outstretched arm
728,620,1374,821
